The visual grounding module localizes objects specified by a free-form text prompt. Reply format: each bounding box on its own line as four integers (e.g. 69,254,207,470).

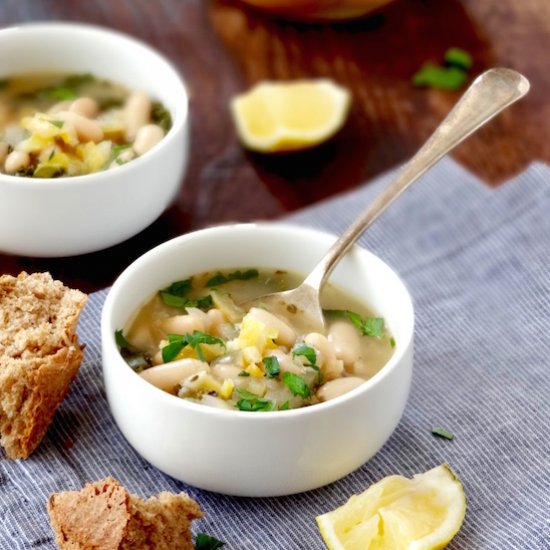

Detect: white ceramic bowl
101,223,414,496
0,22,189,257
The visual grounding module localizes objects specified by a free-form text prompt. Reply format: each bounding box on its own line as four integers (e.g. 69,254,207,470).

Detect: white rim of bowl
102,222,415,422
0,21,188,189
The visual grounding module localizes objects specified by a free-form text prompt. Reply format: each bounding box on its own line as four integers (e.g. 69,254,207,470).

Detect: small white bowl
0,22,189,257
101,223,414,496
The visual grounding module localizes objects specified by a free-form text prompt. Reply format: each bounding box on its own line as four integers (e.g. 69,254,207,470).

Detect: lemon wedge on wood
230,79,351,153
316,464,466,550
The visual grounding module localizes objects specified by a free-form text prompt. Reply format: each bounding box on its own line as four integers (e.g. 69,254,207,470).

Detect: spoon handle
303,68,530,290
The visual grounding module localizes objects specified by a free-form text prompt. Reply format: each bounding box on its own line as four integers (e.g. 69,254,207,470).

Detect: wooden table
1,0,548,292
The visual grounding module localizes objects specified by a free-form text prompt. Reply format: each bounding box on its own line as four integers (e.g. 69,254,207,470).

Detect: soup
116,268,395,411
0,72,171,177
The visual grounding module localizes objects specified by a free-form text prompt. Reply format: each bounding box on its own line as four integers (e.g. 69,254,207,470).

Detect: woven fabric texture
1,157,549,549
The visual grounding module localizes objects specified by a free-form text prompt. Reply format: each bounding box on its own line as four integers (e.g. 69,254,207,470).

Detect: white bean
328,320,362,367
133,124,164,156
304,332,343,381
4,151,30,174
206,308,225,336
248,307,296,347
48,100,72,114
316,377,364,402
210,364,243,380
0,141,9,166
348,358,379,378
57,110,104,143
161,314,205,335
69,96,99,118
140,358,208,392
124,91,151,141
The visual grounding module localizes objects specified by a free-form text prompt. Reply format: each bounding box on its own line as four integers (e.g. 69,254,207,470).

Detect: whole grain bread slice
47,477,203,550
0,271,87,459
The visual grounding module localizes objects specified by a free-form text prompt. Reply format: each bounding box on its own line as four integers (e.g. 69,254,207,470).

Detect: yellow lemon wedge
316,464,466,550
230,79,351,153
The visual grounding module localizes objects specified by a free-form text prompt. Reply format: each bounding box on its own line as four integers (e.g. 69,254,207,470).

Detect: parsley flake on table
195,532,225,550
412,47,473,90
431,426,455,440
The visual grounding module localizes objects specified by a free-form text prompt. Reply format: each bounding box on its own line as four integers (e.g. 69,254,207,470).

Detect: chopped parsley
160,278,213,310
151,100,173,134
195,533,225,550
444,47,473,70
282,372,311,398
263,356,281,378
327,310,385,338
40,118,64,129
206,269,259,287
431,426,455,440
39,86,77,101
234,389,275,412
412,47,473,90
390,337,396,349
161,331,225,363
292,344,317,366
279,401,291,411
292,344,322,383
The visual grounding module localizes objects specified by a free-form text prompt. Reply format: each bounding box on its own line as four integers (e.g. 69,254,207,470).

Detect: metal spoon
246,68,530,330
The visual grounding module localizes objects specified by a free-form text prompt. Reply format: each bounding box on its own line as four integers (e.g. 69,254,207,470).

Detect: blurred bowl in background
0,22,189,257
236,0,395,21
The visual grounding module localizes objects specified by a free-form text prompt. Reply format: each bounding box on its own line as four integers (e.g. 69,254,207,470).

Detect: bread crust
0,272,87,459
47,477,203,550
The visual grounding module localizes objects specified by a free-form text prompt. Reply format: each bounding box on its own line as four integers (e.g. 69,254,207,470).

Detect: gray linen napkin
1,157,549,549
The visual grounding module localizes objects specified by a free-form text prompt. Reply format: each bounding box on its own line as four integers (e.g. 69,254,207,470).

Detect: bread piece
0,271,87,459
47,477,203,550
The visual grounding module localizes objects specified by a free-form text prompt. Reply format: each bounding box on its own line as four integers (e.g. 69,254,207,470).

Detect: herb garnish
160,279,213,310
412,47,473,90
292,344,317,366
238,370,250,377
161,331,225,363
40,86,77,101
390,337,396,349
41,118,64,129
195,533,225,550
114,329,151,372
262,356,281,378
235,389,276,412
292,344,323,383
282,372,311,398
326,310,385,338
431,426,454,440
444,47,473,70
206,269,259,287
279,401,291,411
151,100,173,134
